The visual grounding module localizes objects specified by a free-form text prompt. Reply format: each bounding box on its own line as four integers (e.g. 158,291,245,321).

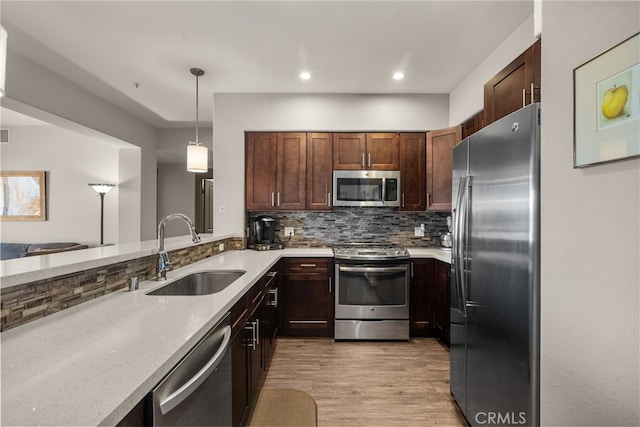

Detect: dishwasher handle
159,325,232,415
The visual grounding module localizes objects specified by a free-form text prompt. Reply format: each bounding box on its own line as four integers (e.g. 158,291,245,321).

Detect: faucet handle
191,227,201,243
159,251,171,269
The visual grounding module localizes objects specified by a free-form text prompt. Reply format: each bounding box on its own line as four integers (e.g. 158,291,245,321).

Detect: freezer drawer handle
159,325,232,415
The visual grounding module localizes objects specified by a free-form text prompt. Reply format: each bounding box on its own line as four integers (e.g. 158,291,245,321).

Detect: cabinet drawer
283,258,330,274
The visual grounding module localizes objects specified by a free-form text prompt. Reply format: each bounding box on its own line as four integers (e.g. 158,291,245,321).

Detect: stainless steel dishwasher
151,313,232,426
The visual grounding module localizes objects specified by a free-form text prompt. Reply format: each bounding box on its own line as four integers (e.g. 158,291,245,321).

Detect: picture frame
574,32,640,168
0,171,47,221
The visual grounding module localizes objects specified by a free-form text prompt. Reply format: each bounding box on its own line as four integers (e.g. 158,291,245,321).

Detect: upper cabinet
399,132,426,211
461,111,484,140
333,132,400,170
306,133,333,211
484,39,541,126
245,132,278,211
246,132,306,211
426,126,461,211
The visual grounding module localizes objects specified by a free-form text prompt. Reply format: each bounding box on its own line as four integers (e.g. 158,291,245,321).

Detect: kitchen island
0,244,449,426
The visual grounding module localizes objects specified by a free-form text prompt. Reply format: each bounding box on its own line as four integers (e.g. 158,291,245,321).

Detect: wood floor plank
261,337,468,426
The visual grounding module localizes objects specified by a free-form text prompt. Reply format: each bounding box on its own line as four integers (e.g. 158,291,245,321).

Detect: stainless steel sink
147,270,246,296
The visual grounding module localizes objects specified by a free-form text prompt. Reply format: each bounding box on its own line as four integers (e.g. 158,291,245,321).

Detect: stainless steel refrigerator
450,103,540,426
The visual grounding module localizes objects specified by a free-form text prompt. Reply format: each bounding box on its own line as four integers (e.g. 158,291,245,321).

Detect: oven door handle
338,265,407,273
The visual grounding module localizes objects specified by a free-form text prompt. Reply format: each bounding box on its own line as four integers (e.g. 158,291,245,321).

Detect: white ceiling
1,1,533,128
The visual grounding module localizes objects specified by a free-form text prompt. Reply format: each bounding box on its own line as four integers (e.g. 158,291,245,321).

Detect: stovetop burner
333,243,410,261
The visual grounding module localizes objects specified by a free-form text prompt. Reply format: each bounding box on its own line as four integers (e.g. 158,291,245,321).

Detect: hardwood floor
261,337,468,426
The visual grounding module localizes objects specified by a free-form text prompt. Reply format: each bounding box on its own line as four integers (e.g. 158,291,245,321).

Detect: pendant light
0,25,8,97
186,67,208,173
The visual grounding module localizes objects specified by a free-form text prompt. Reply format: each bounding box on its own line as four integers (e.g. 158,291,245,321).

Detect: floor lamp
88,183,115,245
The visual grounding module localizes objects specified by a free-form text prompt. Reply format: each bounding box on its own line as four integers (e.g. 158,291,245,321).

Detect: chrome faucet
157,213,201,280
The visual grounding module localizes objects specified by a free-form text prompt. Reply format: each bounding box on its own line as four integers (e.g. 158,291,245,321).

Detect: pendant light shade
0,25,8,97
187,143,208,172
186,67,208,173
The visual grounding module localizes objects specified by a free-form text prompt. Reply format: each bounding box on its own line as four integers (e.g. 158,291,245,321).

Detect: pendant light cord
195,72,199,144
190,67,204,145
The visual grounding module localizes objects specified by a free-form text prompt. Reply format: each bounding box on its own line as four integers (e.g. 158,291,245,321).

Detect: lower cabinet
409,258,451,347
433,260,451,346
409,259,434,336
231,263,280,427
280,258,334,337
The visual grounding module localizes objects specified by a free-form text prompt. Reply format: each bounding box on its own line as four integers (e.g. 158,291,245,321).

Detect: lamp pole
99,192,106,245
88,183,115,246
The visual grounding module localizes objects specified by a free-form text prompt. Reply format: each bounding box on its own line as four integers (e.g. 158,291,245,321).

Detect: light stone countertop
407,247,452,264
0,245,446,426
0,233,239,289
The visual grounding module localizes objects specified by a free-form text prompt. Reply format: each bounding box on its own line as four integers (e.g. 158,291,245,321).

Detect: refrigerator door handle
452,175,467,314
460,175,472,318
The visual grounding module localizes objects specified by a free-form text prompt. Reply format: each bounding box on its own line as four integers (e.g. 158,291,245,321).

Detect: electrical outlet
218,206,226,215
284,227,294,237
218,243,224,251
414,227,425,237
420,223,425,231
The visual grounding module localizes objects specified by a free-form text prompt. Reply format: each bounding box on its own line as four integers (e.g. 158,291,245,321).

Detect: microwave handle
381,177,387,205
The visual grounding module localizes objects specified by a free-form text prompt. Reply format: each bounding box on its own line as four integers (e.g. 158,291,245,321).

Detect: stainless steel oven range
333,243,410,340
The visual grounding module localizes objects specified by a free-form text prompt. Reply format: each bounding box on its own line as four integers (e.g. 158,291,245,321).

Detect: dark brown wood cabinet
409,259,434,336
426,126,462,211
366,132,400,170
230,264,280,427
281,258,334,337
306,132,333,210
333,132,400,170
461,111,484,140
433,260,451,346
484,39,541,126
332,132,366,170
245,132,277,211
231,322,249,427
245,132,306,210
115,400,145,427
399,132,426,211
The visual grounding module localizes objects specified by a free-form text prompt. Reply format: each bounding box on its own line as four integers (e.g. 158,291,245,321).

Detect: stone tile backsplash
247,208,451,247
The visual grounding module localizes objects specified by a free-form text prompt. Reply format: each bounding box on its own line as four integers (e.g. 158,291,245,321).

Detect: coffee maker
248,215,284,250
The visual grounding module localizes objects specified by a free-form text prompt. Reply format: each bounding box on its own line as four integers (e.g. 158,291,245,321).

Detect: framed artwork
574,32,640,168
0,171,47,221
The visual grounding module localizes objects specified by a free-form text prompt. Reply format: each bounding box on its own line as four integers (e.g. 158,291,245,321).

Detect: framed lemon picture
574,32,640,168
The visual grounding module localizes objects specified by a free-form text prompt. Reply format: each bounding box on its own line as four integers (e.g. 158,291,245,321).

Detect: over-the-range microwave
332,170,401,207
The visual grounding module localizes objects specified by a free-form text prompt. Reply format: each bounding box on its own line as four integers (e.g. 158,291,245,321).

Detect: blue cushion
0,243,31,260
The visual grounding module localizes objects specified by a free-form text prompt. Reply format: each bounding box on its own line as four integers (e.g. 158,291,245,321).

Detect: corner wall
540,2,639,425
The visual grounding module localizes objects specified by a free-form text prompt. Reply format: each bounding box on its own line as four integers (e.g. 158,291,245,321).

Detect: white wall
213,93,449,235
0,125,126,245
4,50,158,240
157,163,197,238
448,14,537,126
540,2,639,426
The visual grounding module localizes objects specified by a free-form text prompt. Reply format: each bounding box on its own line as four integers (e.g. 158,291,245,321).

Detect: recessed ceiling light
393,72,405,80
299,71,311,80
